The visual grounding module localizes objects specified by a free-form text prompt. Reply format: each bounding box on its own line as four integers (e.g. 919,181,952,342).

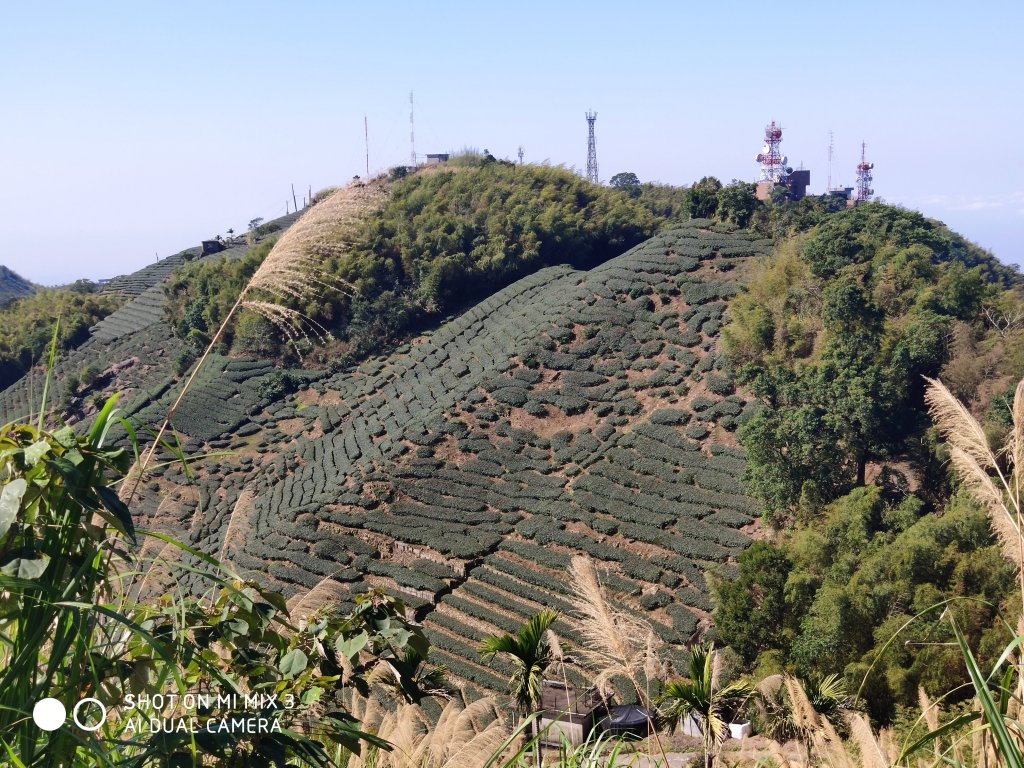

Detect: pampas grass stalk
567,555,671,768
924,377,1024,584
925,376,1024,649
927,375,1024,762
567,555,656,704
125,182,383,502
343,696,510,768
847,713,890,768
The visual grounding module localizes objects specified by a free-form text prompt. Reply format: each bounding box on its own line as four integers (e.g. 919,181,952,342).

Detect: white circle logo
32,698,67,731
72,698,107,732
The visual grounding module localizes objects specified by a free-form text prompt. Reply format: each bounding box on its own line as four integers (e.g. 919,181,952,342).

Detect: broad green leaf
336,630,369,661
279,648,308,678
23,441,50,467
88,393,122,448
408,632,430,660
53,426,76,449
301,686,324,705
258,588,290,615
0,479,27,538
45,457,79,484
96,484,136,542
1,555,50,579
390,628,412,650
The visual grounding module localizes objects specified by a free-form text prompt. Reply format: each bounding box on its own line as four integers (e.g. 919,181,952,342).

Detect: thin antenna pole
364,114,370,177
409,91,416,167
291,184,298,212
286,200,289,215
517,145,524,165
827,129,834,191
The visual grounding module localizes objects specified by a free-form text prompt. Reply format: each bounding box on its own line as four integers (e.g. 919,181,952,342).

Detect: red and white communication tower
756,121,789,183
855,142,874,202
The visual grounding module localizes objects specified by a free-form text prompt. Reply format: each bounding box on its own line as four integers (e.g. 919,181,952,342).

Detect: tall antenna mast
585,110,598,184
855,141,874,203
827,129,834,190
364,114,370,178
517,145,524,165
409,91,416,167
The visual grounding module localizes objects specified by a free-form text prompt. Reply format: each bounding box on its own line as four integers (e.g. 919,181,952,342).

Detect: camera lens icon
72,698,108,731
32,697,108,732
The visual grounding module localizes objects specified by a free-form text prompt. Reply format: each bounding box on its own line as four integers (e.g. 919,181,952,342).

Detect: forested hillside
716,203,1024,722
0,286,125,391
166,158,666,366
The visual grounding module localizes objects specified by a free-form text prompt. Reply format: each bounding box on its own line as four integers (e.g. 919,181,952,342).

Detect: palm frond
478,611,556,713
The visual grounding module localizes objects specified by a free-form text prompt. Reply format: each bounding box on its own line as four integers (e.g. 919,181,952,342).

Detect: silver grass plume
125,181,384,502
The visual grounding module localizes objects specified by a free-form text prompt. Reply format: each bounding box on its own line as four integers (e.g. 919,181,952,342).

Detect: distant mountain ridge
0,265,34,306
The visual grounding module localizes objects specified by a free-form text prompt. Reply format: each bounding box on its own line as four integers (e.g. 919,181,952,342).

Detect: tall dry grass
924,376,1024,598
125,181,385,502
567,555,661,706
344,695,511,768
567,555,671,767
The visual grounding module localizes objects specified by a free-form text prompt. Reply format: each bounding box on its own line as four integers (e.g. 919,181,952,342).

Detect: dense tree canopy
610,171,642,197
167,157,665,362
715,181,759,227
717,201,1023,724
683,176,723,219
725,204,1021,519
0,287,124,390
716,487,1015,722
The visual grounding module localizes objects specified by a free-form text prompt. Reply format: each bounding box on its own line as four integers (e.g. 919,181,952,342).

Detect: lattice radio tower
585,111,599,184
756,120,788,183
855,142,874,203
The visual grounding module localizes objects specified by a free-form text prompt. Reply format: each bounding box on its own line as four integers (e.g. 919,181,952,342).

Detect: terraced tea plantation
0,218,771,700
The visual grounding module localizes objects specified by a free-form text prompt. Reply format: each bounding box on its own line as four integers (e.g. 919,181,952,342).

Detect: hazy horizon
2,0,1021,285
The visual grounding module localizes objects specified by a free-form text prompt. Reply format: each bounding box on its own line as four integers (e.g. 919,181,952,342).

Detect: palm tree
756,673,849,765
479,610,558,717
656,642,752,768
367,646,450,704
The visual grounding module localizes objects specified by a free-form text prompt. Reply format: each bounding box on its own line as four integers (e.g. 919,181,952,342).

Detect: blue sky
1,1,1021,284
